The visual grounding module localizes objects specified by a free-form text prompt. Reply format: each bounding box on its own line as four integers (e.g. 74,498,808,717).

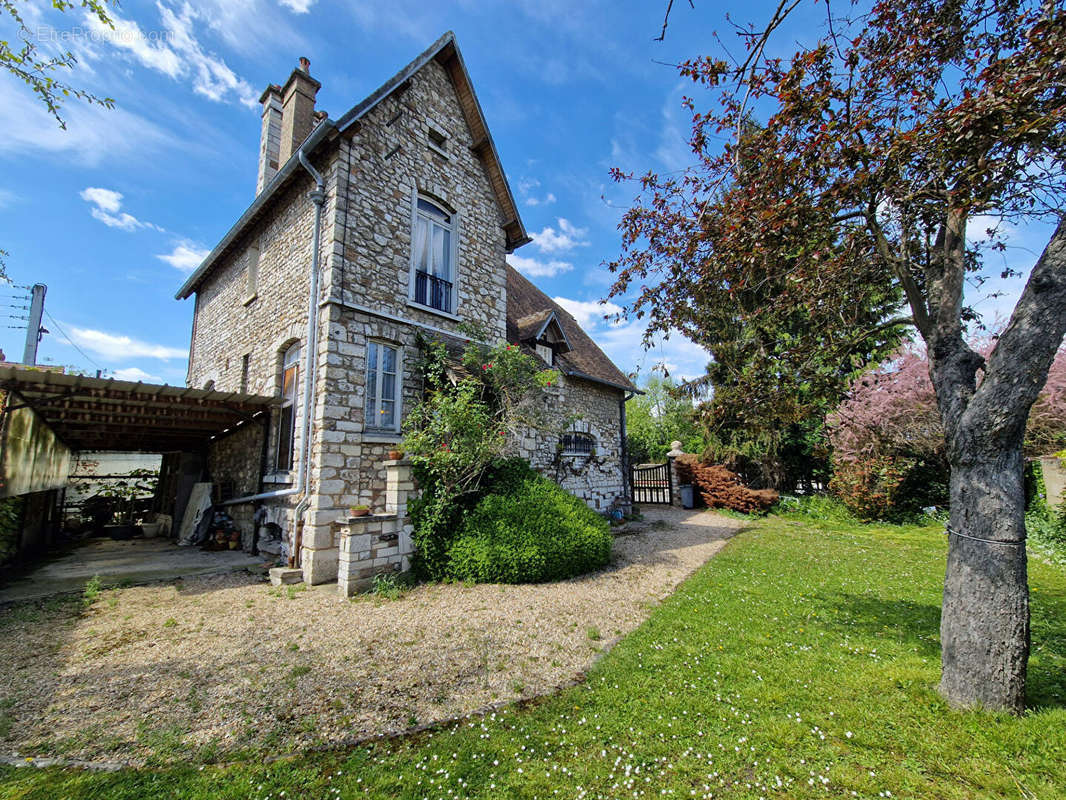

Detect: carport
0,365,276,590
0,365,275,454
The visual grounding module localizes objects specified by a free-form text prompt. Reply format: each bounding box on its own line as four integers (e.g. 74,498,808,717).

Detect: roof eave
563,369,641,394
175,119,338,300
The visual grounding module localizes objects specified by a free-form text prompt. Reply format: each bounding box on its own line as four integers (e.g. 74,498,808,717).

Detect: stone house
175,32,638,588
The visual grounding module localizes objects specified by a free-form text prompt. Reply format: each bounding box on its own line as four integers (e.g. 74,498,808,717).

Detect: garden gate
631,462,672,505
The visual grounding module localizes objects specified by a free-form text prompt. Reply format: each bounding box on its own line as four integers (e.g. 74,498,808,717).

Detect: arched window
410,196,457,314
276,342,300,471
561,431,595,456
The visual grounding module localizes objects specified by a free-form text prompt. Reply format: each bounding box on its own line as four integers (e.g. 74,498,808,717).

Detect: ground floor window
277,342,300,470
562,431,595,455
366,341,399,431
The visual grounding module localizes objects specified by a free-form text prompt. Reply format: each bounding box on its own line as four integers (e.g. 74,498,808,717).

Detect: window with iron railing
410,197,456,314
414,270,453,314
562,432,595,455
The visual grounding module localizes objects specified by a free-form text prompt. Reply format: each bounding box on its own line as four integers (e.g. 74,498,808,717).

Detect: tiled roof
505,265,638,393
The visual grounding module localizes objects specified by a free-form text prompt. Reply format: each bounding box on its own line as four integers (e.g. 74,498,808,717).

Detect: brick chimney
277,57,321,167
256,83,283,195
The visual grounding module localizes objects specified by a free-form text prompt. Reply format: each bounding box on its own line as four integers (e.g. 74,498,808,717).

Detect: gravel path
0,508,743,765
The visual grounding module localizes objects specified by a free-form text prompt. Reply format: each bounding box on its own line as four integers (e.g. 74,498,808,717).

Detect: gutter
564,369,643,395
219,146,327,539
621,391,635,506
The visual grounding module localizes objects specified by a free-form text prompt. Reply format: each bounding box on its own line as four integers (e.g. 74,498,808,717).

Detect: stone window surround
425,116,450,159
364,338,404,434
561,419,600,458
407,185,460,321
264,328,304,484
243,239,260,306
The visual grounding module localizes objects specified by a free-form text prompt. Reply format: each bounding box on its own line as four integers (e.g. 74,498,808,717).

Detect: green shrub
446,475,612,584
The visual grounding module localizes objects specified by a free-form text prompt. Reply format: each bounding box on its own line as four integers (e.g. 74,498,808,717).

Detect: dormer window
516,310,572,366
410,195,459,316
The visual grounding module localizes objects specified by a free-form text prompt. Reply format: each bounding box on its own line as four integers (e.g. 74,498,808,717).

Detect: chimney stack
256,84,283,195
277,57,321,167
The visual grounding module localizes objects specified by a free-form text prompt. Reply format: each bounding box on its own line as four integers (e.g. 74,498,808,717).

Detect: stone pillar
666,440,685,508
385,458,417,568
336,459,417,596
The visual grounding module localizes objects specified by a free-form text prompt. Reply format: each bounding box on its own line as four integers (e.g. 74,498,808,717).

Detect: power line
42,309,103,372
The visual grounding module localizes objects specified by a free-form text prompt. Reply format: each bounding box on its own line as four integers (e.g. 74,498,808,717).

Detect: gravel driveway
0,508,743,765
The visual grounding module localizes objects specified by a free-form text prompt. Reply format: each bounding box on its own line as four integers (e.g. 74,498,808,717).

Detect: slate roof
506,265,639,393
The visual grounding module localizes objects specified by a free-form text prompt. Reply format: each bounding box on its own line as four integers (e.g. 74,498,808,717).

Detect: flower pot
350,507,370,518
387,449,404,461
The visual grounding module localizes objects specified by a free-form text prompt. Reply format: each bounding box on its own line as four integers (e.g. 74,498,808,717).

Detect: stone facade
515,375,628,512
182,41,632,587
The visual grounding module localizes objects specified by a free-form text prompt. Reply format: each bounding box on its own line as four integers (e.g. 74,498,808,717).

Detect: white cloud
156,241,210,273
0,188,16,209
68,327,188,361
0,79,178,166
530,218,589,253
85,3,258,108
80,187,163,232
507,254,574,278
549,295,710,384
278,0,316,12
552,296,623,329
526,192,556,207
653,84,693,173
517,177,556,207
112,366,165,383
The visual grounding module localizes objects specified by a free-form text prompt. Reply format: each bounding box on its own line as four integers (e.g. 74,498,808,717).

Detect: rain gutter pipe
220,146,326,521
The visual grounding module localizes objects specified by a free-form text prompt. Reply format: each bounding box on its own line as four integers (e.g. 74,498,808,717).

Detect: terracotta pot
350,507,370,518
387,449,404,461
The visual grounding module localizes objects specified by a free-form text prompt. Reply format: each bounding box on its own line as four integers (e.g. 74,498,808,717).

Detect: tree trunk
939,445,1029,713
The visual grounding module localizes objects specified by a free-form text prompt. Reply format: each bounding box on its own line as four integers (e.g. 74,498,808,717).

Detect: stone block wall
205,420,265,535
514,375,628,511
327,58,508,341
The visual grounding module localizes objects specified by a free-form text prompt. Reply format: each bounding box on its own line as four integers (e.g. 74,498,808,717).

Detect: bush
675,456,778,513
446,474,613,584
828,342,1065,520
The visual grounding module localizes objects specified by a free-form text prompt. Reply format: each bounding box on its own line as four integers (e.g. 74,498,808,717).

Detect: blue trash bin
680,484,694,509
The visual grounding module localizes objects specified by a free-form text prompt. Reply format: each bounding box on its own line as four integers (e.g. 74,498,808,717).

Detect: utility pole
22,283,46,365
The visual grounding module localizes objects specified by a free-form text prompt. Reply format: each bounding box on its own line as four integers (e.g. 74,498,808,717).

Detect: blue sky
0,0,1050,387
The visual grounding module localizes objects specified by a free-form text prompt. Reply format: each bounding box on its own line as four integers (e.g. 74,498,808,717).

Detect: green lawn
2,511,1065,799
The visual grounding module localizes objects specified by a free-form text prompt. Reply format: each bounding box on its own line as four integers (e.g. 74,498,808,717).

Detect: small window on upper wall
427,125,449,157
245,242,260,302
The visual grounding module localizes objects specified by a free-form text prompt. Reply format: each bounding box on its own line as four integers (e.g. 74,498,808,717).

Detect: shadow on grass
1027,578,1066,710
817,592,942,658
816,587,1066,711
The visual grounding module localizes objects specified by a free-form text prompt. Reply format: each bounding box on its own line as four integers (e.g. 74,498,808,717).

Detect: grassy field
2,509,1064,799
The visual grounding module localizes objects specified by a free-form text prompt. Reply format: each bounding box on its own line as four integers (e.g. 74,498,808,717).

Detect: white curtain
413,216,429,272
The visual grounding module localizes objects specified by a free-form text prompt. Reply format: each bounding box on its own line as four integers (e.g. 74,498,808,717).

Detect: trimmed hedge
446,473,613,584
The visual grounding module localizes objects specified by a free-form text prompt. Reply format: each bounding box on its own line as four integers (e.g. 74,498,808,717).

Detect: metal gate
631,462,672,504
